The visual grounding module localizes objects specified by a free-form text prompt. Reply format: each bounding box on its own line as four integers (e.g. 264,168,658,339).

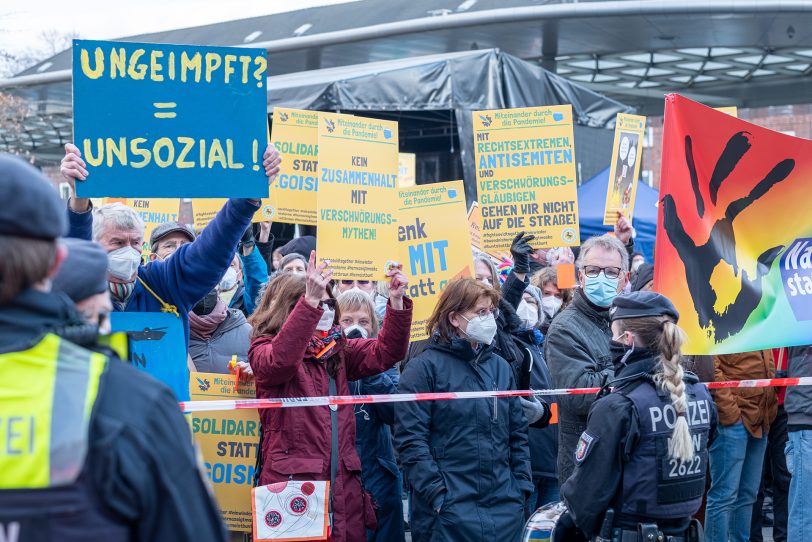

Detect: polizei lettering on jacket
649,398,711,432
780,237,812,321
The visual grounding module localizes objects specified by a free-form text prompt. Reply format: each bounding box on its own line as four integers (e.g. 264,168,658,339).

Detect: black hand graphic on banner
662,131,794,342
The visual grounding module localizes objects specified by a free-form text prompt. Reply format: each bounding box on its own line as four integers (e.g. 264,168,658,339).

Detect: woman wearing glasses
395,278,533,542
248,251,412,542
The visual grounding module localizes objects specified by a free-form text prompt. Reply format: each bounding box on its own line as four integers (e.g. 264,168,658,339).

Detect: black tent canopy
264,48,632,205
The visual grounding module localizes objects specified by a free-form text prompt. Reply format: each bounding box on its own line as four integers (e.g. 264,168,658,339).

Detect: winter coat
395,336,532,542
785,345,812,428
713,350,777,438
249,296,412,542
520,336,558,480
189,309,252,374
545,289,614,485
68,198,259,345
349,368,405,542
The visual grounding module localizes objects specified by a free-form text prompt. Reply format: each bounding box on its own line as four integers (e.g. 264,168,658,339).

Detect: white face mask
344,324,369,339
219,267,238,292
461,312,498,345
107,246,141,281
516,300,539,328
316,306,335,331
541,296,563,318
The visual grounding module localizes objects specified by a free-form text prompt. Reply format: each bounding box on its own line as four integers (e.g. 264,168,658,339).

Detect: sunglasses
340,280,371,285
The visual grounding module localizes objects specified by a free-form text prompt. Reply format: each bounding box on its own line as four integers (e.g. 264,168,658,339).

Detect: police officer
0,154,227,541
558,291,718,542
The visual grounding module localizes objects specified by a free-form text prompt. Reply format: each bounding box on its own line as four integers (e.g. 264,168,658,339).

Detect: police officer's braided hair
615,315,694,462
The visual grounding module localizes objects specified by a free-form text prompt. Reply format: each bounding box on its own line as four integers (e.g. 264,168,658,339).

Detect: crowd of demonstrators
247,253,412,542
395,278,532,542
337,289,406,542
0,155,228,541
4,139,810,542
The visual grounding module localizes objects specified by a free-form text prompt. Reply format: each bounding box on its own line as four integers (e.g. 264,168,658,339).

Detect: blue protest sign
110,312,189,401
73,39,268,198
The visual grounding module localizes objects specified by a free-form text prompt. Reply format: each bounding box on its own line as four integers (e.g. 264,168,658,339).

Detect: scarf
305,325,343,360
188,297,227,340
109,281,135,308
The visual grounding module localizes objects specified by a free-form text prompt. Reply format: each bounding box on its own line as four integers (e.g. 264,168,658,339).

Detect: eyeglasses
465,308,500,321
341,280,370,285
582,265,623,279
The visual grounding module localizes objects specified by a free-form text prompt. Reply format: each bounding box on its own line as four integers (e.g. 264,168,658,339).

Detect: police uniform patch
575,432,597,463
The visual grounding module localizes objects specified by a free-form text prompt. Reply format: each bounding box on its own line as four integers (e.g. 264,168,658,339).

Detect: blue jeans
785,430,812,542
525,476,561,518
705,421,768,542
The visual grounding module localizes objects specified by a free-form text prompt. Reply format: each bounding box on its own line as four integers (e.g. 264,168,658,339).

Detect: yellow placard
398,180,474,341
603,113,647,225
714,106,738,117
467,201,504,261
316,112,399,280
191,199,227,230
398,153,416,187
473,105,579,251
255,108,320,224
189,372,259,532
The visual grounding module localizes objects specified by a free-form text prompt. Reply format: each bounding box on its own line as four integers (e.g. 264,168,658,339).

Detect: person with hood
59,142,281,345
337,289,405,542
0,154,226,542
558,291,717,541
248,252,412,542
188,288,253,375
395,277,532,542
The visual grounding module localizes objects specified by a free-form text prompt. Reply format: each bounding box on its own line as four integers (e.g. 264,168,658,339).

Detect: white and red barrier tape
179,377,812,413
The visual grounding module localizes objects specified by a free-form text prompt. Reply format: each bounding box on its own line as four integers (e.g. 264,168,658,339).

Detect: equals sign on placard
154,102,177,119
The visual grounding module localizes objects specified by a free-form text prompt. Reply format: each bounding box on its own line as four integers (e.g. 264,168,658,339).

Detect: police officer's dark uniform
559,292,718,542
0,154,227,542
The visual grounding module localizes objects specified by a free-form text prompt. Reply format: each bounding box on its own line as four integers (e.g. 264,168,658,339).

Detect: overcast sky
1,0,357,57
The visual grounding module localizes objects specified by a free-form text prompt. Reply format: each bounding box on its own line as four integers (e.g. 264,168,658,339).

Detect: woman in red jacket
248,251,412,542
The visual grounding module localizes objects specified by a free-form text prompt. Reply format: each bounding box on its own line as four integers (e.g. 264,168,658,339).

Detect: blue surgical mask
583,272,620,308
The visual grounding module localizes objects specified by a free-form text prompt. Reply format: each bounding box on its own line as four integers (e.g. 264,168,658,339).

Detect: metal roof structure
4,0,812,161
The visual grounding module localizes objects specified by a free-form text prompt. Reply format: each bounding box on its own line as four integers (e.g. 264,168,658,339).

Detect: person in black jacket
558,292,718,542
0,154,226,542
395,278,532,542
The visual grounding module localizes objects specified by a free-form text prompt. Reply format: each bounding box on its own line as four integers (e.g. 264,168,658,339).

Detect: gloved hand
510,232,536,274
520,394,549,425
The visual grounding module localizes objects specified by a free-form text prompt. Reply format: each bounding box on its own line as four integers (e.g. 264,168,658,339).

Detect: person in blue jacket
395,278,532,542
58,142,281,345
337,289,406,542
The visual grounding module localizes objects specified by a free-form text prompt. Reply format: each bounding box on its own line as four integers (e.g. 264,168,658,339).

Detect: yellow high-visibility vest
0,334,107,489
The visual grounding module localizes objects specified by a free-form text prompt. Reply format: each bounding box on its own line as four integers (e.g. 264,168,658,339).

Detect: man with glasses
545,233,631,487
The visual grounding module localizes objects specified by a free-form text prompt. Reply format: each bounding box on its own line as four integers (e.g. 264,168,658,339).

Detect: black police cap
0,153,67,240
610,291,679,322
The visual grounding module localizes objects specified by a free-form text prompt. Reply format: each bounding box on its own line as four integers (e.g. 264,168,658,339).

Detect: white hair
92,203,145,242
577,234,629,272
